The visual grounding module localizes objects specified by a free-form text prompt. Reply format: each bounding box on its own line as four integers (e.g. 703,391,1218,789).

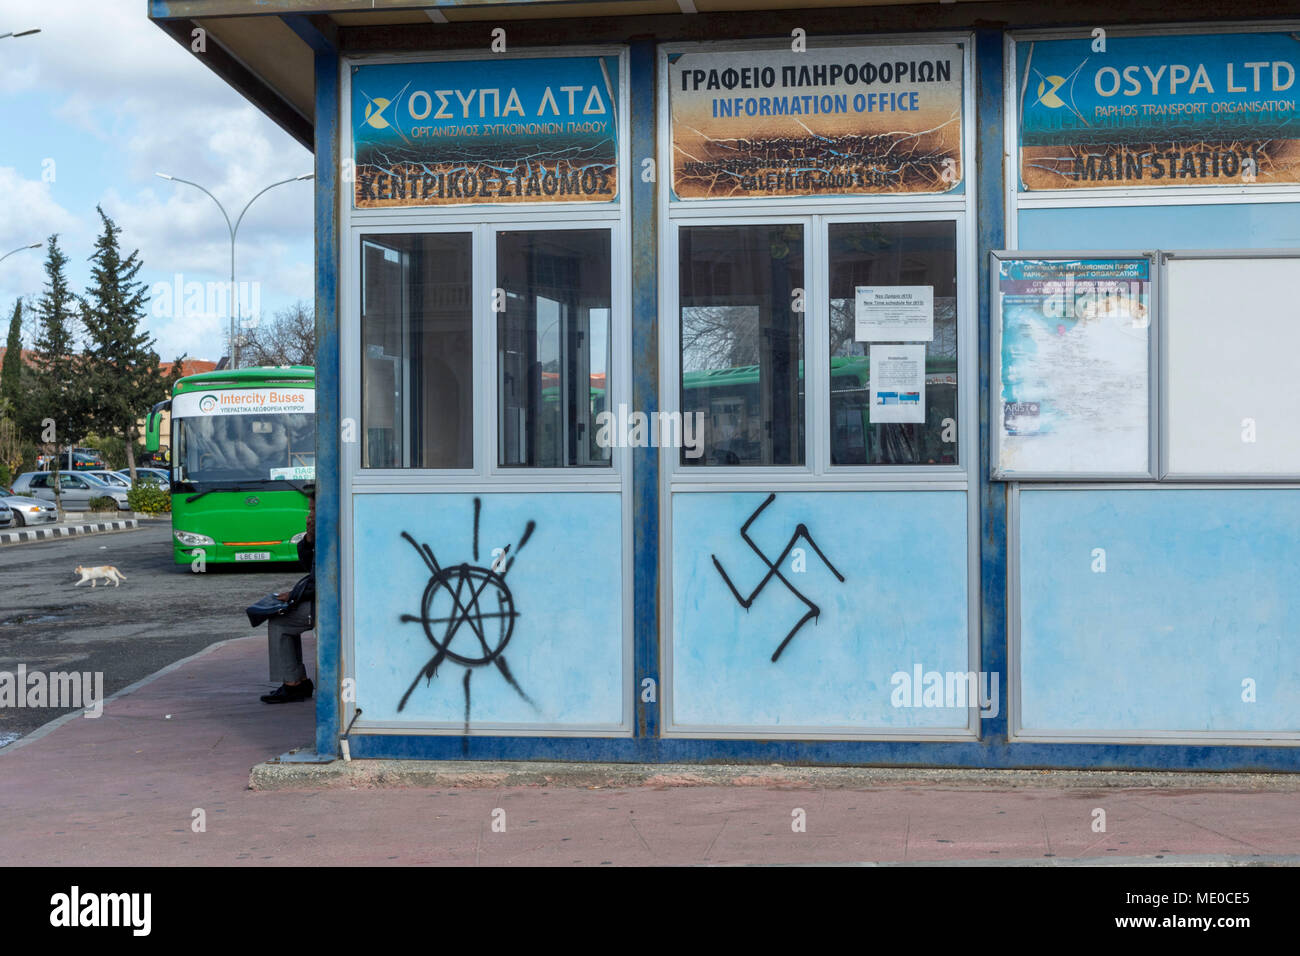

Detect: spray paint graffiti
712,493,845,662
398,498,537,731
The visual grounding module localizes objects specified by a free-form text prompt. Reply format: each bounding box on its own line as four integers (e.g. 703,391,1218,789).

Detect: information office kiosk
148,2,1300,771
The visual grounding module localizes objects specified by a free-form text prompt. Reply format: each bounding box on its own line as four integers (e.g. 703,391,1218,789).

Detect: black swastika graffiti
712,493,846,663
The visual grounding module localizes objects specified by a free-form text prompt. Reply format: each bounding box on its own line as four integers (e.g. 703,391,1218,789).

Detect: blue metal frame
314,50,342,757
629,39,662,743
973,28,1010,751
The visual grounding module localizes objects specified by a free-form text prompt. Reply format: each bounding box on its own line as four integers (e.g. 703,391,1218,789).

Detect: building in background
149,0,1300,772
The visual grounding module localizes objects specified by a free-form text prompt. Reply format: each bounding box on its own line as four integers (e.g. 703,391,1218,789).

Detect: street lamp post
0,29,41,40
0,242,42,267
155,172,313,368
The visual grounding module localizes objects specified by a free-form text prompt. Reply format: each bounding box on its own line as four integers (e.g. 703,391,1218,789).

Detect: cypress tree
1,300,22,418
80,206,181,482
30,235,90,509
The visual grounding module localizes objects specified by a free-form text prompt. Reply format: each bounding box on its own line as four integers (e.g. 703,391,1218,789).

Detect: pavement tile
2,634,1299,866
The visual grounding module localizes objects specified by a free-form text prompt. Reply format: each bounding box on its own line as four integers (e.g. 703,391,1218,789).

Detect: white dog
74,565,126,588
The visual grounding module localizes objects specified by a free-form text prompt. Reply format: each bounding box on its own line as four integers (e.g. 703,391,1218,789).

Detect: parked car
11,472,130,511
117,467,169,487
87,470,132,489
0,486,58,526
0,499,11,529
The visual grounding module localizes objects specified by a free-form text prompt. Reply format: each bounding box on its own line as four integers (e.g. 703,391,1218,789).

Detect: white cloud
0,0,314,361
0,167,83,325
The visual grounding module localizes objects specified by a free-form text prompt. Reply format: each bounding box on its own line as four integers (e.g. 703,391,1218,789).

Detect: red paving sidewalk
1,635,1298,866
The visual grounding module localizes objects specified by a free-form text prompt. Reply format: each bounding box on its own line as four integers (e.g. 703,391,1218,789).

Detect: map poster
1018,32,1300,190
996,257,1150,476
351,56,619,208
669,44,963,199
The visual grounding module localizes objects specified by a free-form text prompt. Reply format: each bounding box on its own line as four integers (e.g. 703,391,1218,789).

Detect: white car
87,470,133,489
117,467,169,488
0,486,58,526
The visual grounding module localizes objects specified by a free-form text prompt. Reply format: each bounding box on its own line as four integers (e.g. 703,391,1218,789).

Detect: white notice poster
869,345,926,423
855,286,934,341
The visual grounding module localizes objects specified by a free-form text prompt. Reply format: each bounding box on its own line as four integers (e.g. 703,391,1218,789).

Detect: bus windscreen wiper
184,486,245,504
282,480,313,499
186,481,313,503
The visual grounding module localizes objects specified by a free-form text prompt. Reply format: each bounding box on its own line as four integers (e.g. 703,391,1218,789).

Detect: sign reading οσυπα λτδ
352,56,620,207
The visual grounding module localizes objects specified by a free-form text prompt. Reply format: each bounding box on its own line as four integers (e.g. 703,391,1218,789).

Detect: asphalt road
0,523,304,744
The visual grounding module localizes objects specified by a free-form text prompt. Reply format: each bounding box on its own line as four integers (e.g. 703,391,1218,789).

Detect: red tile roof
159,358,219,377
0,349,216,380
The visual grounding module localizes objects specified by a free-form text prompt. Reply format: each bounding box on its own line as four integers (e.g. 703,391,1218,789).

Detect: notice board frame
990,249,1159,481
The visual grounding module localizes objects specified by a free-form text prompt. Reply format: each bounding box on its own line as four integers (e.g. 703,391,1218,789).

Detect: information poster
351,56,619,207
855,286,934,341
669,44,963,199
870,345,926,423
1018,32,1300,190
996,257,1150,476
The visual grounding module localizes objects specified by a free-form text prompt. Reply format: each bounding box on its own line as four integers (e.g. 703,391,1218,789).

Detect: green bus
681,354,958,465
540,353,957,465
145,366,315,565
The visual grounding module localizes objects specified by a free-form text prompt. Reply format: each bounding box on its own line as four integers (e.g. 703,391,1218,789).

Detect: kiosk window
679,224,805,467
360,233,474,469
828,221,958,466
497,229,612,468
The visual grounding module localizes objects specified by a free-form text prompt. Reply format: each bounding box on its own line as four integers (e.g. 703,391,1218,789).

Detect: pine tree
1,300,23,418
30,234,91,510
80,206,183,482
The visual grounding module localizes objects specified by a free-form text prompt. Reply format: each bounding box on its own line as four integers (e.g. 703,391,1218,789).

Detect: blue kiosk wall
308,25,1300,771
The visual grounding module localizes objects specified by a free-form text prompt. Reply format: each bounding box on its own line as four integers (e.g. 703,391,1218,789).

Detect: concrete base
250,758,1300,792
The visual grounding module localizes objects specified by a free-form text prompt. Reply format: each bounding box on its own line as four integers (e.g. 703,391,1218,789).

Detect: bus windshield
174,412,315,485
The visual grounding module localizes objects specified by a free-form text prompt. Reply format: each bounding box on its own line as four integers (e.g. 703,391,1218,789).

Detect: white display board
1164,254,1300,477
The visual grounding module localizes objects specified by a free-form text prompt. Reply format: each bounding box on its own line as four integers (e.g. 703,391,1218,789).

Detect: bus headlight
290,532,306,544
174,530,215,546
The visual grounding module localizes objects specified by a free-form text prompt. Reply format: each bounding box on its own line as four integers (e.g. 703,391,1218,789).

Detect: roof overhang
148,0,1300,151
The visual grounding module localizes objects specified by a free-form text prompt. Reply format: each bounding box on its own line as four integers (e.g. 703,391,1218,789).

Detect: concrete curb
249,758,1300,792
0,518,139,546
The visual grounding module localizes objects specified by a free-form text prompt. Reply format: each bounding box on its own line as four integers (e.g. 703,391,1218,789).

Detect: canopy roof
147,0,1295,149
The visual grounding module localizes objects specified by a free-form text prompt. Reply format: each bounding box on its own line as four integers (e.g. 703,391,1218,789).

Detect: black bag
246,593,291,628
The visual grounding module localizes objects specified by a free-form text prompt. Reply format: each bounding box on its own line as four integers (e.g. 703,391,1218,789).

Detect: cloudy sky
0,1,314,363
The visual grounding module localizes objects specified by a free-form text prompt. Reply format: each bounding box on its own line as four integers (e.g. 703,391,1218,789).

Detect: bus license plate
235,551,271,562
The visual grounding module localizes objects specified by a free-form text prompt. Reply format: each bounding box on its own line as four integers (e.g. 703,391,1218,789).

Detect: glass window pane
497,229,612,468
360,233,474,469
828,221,957,466
679,224,805,466
175,414,315,483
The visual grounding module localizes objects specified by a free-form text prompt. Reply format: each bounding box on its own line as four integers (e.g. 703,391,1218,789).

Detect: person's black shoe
261,678,314,704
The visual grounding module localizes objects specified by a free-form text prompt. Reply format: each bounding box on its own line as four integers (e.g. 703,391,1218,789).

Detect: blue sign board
1017,32,1300,188
351,56,620,206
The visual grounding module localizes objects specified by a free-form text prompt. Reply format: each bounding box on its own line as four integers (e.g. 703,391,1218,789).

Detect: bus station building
148,0,1300,771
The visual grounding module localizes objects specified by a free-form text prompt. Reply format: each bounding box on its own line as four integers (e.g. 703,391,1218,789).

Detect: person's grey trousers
268,600,312,683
